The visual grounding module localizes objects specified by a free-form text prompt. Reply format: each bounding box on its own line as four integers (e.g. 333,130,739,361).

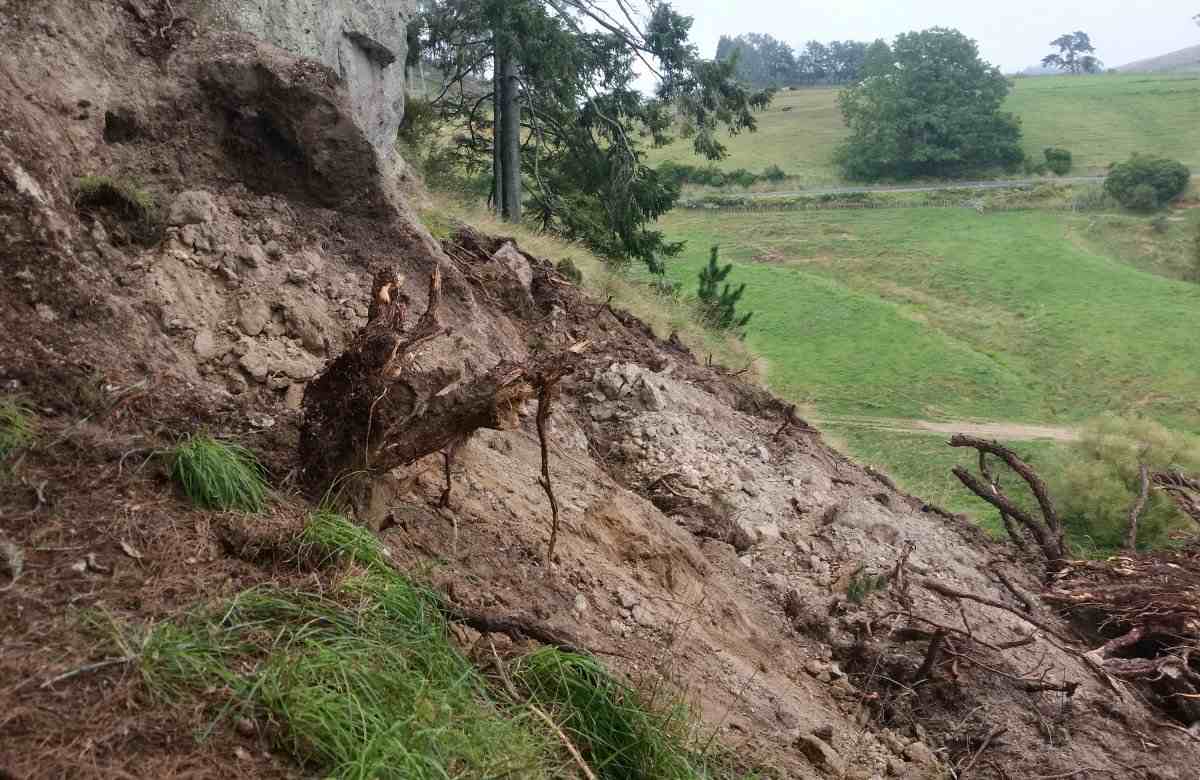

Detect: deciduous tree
1042,31,1102,74
835,28,1023,180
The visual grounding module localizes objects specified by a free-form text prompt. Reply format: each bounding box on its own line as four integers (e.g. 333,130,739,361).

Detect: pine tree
697,245,752,332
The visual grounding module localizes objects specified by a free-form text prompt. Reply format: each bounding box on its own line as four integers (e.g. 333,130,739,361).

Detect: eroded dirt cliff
1,3,1197,778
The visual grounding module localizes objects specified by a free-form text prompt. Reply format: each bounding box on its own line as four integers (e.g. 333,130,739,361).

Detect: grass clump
171,435,268,512
136,514,561,778
134,511,740,778
297,508,390,569
513,648,715,780
846,570,889,604
0,396,35,461
74,175,155,222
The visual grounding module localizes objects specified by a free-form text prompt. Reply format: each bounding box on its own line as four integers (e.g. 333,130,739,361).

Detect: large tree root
298,263,583,520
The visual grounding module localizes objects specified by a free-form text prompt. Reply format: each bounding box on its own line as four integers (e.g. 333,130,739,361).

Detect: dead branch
920,579,1072,645
489,641,598,780
958,726,1007,776
980,451,1030,553
1152,470,1200,526
991,566,1038,614
40,656,135,689
537,382,562,564
447,605,586,655
1125,463,1150,551
950,435,1064,569
915,630,946,683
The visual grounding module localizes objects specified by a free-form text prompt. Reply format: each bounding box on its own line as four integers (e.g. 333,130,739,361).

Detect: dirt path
813,415,1079,442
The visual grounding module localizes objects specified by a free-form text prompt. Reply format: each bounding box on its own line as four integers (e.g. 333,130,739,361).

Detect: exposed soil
2,3,1199,779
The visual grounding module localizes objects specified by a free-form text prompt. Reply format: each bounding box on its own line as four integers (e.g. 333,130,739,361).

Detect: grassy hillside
1117,44,1200,74
645,73,1200,183
658,206,1200,516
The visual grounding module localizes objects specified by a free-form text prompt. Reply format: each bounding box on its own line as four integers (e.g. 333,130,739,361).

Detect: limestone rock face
205,0,416,161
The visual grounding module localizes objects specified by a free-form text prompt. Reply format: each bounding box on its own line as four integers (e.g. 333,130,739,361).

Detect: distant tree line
714,34,882,88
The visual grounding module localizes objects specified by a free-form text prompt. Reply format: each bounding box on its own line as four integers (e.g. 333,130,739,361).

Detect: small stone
903,741,937,767
69,560,88,574
287,268,310,284
812,724,835,742
631,604,656,629
573,594,589,614
233,746,252,762
804,659,829,678
193,328,223,361
796,734,844,774
239,353,270,383
616,587,641,609
264,240,283,259
235,718,256,737
238,243,267,268
238,298,271,336
248,414,275,429
168,190,215,226
886,757,905,776
34,303,57,322
285,383,305,410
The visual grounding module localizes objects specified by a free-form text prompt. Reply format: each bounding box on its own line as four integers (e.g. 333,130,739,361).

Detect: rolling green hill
658,205,1200,518
645,73,1200,184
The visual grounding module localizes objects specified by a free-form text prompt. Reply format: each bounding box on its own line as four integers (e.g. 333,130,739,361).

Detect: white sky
668,0,1199,72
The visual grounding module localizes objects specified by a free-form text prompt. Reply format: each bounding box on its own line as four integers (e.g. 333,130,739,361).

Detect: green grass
170,435,269,512
0,396,35,461
645,73,1200,185
514,649,716,780
134,512,732,779
74,175,156,222
1072,210,1200,282
658,206,1200,538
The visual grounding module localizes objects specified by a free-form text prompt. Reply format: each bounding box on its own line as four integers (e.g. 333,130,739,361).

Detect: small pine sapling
697,245,753,332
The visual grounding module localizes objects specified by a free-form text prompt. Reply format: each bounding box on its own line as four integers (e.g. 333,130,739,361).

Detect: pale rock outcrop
204,0,416,161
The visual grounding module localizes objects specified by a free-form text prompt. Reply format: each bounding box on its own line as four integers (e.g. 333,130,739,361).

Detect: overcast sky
669,0,1199,72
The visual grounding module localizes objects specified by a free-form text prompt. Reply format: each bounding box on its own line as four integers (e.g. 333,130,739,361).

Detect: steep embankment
2,3,1199,779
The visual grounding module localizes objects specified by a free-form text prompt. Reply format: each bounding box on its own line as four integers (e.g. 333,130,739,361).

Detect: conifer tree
697,245,752,331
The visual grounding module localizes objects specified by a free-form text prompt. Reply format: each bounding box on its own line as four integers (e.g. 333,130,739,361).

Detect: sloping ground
2,3,1200,779
1117,44,1200,74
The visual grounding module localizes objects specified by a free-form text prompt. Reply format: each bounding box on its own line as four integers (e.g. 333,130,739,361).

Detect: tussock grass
74,175,156,223
426,194,761,378
513,648,714,780
0,396,35,460
137,519,561,777
297,508,390,569
171,435,268,512
135,513,737,778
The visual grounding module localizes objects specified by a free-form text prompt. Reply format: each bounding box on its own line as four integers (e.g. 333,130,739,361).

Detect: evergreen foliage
697,245,752,331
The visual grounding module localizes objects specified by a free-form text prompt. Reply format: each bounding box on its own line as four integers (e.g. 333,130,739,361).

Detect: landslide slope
1,3,1197,778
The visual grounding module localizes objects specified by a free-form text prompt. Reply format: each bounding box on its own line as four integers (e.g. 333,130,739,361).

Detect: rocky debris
284,383,305,410
236,338,322,384
168,190,216,226
238,297,271,337
903,741,938,767
796,733,844,775
238,242,267,268
193,328,225,361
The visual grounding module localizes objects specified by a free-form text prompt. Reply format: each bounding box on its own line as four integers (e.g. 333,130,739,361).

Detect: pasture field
644,73,1200,185
657,205,1200,516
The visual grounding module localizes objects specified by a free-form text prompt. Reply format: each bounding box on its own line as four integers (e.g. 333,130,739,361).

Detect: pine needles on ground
170,435,268,512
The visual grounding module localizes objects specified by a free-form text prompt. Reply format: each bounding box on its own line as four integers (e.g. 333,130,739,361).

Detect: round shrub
1043,147,1072,176
1104,155,1191,211
1048,415,1200,552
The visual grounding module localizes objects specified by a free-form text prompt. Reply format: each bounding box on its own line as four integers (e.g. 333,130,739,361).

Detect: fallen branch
40,656,135,689
949,435,1064,570
490,641,597,780
1125,463,1150,551
914,630,946,684
537,382,562,564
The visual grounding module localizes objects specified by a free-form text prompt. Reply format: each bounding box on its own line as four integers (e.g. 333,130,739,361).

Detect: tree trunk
499,50,521,223
492,45,503,217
